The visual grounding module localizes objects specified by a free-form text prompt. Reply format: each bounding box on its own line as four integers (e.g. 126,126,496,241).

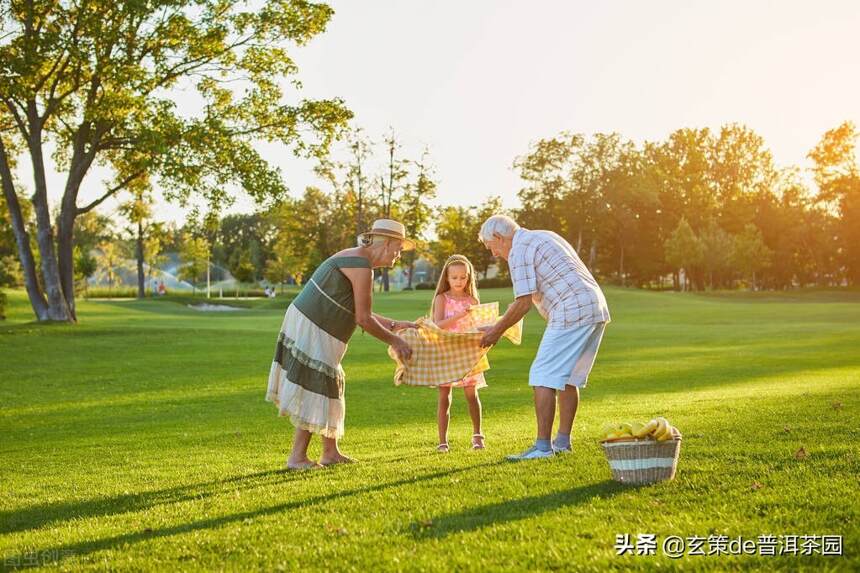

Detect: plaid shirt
389,302,522,387
508,228,610,329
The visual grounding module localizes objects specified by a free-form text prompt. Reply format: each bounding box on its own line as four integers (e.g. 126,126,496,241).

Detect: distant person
158,281,166,296
151,279,158,297
478,215,610,461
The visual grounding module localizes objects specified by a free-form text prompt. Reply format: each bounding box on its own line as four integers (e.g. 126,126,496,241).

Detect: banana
601,422,618,439
633,420,656,438
639,419,659,438
653,417,671,441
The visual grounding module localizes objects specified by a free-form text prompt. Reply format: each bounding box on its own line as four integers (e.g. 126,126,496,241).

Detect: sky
40,0,860,225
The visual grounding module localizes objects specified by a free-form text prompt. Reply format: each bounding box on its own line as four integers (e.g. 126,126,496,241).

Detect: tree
732,224,772,290
698,219,734,290
0,254,23,287
0,0,351,322
178,233,209,295
73,246,96,296
94,241,127,297
373,128,408,291
664,217,703,291
808,121,860,284
400,148,437,288
119,181,157,299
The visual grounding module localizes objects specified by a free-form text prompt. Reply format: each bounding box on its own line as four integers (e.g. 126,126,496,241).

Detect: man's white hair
478,214,520,243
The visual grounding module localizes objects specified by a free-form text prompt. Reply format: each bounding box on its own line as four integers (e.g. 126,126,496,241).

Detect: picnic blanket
388,301,523,387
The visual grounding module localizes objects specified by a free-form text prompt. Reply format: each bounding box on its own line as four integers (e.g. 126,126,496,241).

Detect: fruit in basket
634,419,658,438
600,417,680,442
653,417,672,441
601,422,634,440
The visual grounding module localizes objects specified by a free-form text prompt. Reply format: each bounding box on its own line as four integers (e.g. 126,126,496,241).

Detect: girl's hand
458,305,473,319
391,336,413,362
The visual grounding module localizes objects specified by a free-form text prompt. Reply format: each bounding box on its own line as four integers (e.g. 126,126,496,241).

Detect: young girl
431,254,486,452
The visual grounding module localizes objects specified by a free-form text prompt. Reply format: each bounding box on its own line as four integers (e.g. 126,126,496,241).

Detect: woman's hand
391,336,413,362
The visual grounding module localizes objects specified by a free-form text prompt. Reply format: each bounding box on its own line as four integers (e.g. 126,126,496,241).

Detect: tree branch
76,169,146,215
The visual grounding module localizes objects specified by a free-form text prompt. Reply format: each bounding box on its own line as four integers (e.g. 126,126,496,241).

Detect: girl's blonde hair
431,254,480,316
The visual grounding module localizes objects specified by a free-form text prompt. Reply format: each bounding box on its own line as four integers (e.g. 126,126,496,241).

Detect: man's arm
480,295,531,347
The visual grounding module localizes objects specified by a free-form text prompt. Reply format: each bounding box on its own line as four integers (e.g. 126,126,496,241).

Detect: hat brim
360,230,415,251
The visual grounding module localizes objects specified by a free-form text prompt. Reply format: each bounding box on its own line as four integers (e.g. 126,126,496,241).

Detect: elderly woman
478,215,610,461
266,219,416,470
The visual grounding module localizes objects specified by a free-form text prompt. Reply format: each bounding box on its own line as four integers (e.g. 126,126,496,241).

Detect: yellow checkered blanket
388,301,523,387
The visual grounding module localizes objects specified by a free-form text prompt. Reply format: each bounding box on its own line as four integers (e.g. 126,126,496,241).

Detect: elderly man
478,215,610,460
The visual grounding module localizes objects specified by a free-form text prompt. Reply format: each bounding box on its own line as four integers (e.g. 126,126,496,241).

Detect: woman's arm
341,267,412,361
432,294,471,330
371,312,417,331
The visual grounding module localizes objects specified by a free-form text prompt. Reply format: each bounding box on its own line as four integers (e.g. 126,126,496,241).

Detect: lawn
1,287,857,571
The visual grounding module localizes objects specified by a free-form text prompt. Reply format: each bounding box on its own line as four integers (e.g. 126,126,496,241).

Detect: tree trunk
382,267,389,292
56,197,78,321
0,141,50,319
27,119,73,322
407,258,414,288
588,239,597,269
577,229,583,253
136,220,145,298
618,245,625,287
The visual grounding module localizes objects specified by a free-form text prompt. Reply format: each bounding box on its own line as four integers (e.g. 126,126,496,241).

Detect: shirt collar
511,227,527,249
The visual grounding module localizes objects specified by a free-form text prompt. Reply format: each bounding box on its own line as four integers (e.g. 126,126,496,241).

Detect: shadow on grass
411,480,626,539
0,469,290,536
1,460,505,569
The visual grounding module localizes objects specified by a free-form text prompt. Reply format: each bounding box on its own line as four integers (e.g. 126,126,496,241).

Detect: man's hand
479,324,502,348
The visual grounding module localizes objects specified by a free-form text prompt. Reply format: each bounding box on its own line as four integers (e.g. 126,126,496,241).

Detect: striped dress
266,256,370,439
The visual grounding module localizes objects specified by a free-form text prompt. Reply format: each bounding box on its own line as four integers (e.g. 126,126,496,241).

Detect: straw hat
359,219,415,251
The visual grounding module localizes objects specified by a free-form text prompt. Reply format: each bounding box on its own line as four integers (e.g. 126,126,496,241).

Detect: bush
0,289,6,320
477,276,512,289
400,286,413,291
415,282,434,290
84,287,139,299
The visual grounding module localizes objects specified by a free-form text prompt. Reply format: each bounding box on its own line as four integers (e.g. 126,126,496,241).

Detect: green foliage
664,217,703,274
178,233,210,293
0,0,352,321
732,224,773,289
0,255,23,287
0,289,5,320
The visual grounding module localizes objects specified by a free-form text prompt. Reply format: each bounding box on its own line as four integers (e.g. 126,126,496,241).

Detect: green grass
1,287,858,571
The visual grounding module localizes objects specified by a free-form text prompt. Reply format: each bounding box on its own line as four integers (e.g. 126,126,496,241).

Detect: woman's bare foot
319,453,356,466
286,458,324,471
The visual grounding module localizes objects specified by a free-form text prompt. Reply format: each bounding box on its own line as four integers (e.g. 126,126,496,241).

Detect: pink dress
438,293,487,389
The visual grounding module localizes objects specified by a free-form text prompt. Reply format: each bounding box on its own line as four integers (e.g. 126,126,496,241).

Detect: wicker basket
601,437,682,485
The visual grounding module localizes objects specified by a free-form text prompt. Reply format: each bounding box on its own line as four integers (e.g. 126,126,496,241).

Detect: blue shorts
529,322,607,390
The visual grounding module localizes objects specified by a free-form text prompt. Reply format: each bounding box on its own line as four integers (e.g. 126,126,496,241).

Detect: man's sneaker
552,440,572,454
506,445,554,461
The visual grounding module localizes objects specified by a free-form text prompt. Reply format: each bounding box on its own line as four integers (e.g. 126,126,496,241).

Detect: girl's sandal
436,443,449,453
471,434,486,450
